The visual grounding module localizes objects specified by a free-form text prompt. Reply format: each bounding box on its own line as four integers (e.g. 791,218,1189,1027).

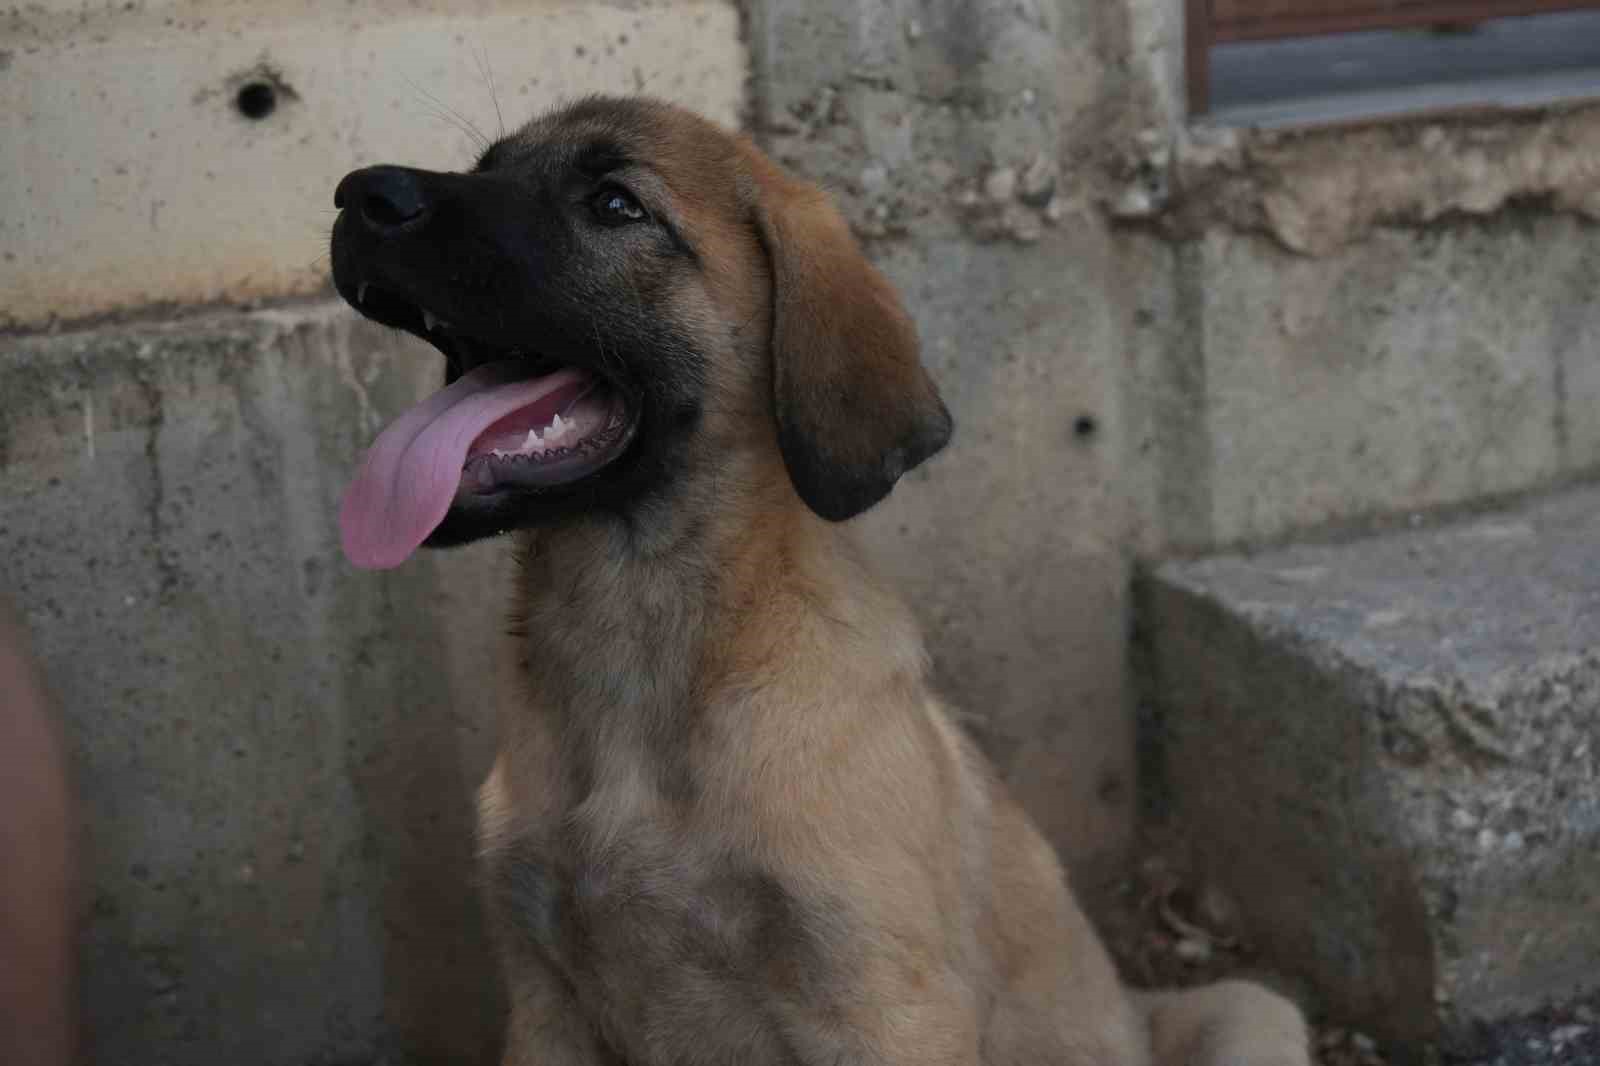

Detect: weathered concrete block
1139,485,1600,1052
861,236,1140,875
0,306,517,1065
1566,297,1600,473
1194,223,1587,547
2,0,745,327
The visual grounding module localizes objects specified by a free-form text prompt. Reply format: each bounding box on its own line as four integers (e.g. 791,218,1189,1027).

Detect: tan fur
459,100,1311,1066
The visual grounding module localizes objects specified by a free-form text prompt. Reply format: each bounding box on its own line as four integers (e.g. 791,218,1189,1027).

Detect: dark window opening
1187,3,1600,126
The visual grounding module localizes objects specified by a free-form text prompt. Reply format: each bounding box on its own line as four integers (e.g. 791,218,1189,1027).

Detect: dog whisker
475,47,506,140
402,76,490,151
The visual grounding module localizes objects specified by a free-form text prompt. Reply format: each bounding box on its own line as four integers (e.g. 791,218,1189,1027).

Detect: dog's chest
491,834,794,965
487,833,833,1065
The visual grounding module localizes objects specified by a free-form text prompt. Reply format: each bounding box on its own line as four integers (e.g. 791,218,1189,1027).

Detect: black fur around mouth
347,280,565,383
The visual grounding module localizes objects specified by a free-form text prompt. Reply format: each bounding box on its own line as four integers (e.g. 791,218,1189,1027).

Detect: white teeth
486,413,578,459
422,310,440,332
357,283,370,305
536,413,574,450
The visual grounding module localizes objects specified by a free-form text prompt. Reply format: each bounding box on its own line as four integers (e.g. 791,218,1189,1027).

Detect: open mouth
337,282,641,570
456,368,634,494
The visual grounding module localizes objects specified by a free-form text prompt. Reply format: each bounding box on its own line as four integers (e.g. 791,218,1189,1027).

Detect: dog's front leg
789,958,983,1066
500,962,619,1066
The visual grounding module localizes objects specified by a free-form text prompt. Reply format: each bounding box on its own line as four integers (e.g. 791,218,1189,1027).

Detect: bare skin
0,599,76,1066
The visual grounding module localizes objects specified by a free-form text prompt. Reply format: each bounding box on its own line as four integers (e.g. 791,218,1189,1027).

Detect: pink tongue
340,363,590,570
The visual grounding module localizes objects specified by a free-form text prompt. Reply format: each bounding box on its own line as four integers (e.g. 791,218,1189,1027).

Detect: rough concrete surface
1,0,745,328
1168,104,1600,256
1120,212,1600,555
0,306,517,1065
1139,484,1600,1055
861,235,1144,874
1174,217,1595,549
1446,992,1600,1066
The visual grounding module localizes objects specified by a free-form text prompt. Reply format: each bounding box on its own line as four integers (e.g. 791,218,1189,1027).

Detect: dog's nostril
334,167,431,232
346,167,430,234
363,192,421,228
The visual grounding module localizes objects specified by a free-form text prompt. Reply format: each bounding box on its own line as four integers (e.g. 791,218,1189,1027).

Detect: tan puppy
329,96,1309,1066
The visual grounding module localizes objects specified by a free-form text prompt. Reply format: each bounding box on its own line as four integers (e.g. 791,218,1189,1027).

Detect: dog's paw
1145,979,1311,1066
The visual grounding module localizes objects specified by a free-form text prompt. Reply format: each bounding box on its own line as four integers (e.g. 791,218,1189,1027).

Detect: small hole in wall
1073,414,1098,440
235,81,278,120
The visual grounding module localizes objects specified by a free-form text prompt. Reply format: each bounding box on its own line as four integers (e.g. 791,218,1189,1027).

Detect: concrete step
1137,485,1600,1058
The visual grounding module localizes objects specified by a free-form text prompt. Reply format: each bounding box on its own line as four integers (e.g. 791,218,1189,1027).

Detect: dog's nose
335,166,432,235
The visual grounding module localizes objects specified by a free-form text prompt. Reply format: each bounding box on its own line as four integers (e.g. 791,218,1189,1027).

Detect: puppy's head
330,96,950,569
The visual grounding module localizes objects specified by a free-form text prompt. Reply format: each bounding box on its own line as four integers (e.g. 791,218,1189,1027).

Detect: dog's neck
505,460,927,740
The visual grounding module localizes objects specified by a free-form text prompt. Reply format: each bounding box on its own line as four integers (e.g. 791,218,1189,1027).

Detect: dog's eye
591,186,648,225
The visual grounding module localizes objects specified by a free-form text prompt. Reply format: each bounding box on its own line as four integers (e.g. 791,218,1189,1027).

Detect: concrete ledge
1138,485,1600,1053
0,304,516,1064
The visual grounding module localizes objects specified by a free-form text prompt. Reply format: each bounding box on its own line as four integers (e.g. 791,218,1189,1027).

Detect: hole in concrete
235,81,277,120
1073,414,1099,440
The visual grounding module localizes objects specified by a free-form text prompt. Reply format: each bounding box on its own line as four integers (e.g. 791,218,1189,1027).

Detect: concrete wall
1128,215,1600,553
2,0,744,327
3,0,1598,1061
3,314,518,1065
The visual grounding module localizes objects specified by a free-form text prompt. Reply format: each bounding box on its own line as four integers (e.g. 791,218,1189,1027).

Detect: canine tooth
357,283,370,305
519,414,575,456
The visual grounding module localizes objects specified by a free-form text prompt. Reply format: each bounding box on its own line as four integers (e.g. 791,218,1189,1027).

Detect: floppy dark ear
748,157,952,521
